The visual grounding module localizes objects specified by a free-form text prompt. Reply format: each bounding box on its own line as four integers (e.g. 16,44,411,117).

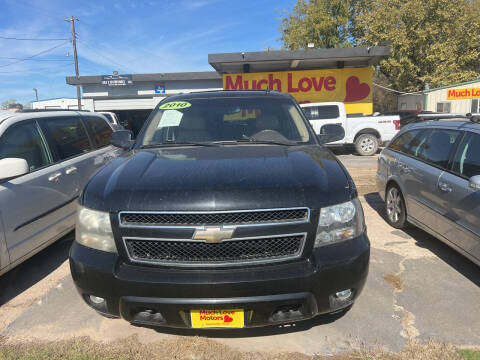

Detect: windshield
140,96,312,146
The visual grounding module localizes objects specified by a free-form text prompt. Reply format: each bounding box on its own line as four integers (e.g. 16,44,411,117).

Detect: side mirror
111,123,124,131
317,124,345,144
469,175,480,191
110,130,134,149
0,158,29,180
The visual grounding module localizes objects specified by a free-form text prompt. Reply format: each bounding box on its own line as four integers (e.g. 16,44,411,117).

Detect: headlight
315,198,365,247
76,205,117,253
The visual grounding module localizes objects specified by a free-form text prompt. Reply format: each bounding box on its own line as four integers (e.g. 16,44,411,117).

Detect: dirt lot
0,162,479,358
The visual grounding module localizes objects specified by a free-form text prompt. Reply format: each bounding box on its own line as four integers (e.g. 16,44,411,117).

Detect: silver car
377,119,480,266
0,110,121,276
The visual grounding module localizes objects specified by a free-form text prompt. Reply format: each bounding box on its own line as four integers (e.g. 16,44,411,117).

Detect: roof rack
18,109,91,113
467,113,480,123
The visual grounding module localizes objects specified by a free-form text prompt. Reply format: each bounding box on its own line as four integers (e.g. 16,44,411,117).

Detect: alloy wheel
386,187,402,224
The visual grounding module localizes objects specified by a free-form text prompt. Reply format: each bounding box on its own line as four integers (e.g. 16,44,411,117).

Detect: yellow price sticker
159,101,191,110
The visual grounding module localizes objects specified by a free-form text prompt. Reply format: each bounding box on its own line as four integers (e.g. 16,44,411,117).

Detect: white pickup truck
301,102,401,156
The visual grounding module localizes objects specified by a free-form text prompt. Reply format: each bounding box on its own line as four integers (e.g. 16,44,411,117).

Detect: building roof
66,71,221,85
208,46,390,74
423,79,480,93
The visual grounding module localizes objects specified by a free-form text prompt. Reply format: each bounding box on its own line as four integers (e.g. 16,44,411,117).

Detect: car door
81,115,120,180
405,128,462,232
38,115,109,205
303,105,344,143
0,120,73,264
436,131,480,262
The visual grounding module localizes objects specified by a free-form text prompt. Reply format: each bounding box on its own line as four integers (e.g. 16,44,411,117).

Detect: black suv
69,91,370,329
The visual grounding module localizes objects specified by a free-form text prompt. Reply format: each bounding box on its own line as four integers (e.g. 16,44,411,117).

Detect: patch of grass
459,349,480,360
0,336,470,360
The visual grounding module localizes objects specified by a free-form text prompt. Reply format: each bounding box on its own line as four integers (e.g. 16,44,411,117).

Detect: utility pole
33,88,38,101
65,16,81,110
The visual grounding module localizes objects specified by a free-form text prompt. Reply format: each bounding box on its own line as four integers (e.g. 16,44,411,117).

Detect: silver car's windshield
140,97,312,147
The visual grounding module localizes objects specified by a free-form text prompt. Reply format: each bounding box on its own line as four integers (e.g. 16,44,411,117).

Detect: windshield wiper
212,139,297,146
141,141,219,149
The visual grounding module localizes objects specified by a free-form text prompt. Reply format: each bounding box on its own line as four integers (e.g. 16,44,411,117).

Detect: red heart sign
224,315,233,323
344,76,371,102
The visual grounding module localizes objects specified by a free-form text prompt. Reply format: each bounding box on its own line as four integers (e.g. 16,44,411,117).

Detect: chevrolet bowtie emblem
193,226,235,243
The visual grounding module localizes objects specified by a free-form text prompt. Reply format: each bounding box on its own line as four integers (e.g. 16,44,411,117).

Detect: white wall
425,81,480,113
32,98,94,111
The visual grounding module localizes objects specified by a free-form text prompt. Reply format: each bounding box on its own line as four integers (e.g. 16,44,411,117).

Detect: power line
0,41,70,68
77,39,135,73
0,35,69,41
373,82,424,95
0,62,74,74
0,57,72,62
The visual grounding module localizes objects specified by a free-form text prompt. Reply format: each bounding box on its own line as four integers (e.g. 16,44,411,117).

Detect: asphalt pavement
1,159,479,355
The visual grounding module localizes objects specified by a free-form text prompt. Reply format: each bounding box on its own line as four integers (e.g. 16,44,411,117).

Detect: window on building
471,99,479,114
436,102,451,113
400,103,407,110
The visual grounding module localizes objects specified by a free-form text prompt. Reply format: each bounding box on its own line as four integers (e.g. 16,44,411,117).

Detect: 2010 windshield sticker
159,101,191,110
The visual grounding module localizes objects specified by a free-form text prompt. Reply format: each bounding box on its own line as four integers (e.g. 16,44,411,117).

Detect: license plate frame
190,309,244,328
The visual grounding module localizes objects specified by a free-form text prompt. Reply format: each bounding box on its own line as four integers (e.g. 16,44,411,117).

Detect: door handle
48,172,62,182
438,182,452,193
65,166,77,175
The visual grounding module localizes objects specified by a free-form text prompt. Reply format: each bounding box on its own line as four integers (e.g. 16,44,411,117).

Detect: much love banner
223,67,373,114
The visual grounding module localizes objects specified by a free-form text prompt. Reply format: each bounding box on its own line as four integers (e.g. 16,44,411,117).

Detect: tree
279,0,360,49
356,0,480,91
280,0,480,92
1,99,18,110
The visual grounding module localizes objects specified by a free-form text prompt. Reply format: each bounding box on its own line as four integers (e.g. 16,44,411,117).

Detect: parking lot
1,157,478,356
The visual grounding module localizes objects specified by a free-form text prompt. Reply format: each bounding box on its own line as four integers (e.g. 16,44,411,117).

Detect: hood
82,145,351,212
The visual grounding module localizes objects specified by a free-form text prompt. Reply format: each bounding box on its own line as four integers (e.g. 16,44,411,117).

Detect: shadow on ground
331,147,382,156
363,192,480,287
0,232,73,306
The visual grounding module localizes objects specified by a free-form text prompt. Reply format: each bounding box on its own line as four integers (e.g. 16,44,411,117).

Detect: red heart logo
224,315,233,323
344,76,371,102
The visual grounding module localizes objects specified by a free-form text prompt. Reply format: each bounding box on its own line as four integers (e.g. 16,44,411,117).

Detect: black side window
452,133,480,178
303,105,339,120
84,116,113,148
40,117,91,160
303,106,319,120
389,129,421,154
418,129,461,169
0,121,51,171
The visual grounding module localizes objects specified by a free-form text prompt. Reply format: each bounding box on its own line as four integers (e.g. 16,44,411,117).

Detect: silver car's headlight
76,205,117,253
315,198,365,247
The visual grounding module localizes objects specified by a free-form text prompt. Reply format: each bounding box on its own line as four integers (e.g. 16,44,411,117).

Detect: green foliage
356,0,480,91
279,0,356,49
280,0,480,92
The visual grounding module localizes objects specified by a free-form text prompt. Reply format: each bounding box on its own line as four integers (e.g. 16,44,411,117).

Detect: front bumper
69,233,370,328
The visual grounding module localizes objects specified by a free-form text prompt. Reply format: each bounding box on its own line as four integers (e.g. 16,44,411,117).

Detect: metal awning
208,46,390,74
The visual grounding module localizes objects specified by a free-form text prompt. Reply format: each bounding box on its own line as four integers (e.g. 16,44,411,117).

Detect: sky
0,0,296,105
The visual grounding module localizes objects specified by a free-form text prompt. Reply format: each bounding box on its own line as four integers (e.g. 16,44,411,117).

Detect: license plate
190,309,244,328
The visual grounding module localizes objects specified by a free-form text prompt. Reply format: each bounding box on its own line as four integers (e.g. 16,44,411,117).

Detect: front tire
355,134,379,156
385,185,407,229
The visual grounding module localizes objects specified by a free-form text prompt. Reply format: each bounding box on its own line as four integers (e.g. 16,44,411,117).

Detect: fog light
329,289,354,310
89,295,105,304
335,289,352,301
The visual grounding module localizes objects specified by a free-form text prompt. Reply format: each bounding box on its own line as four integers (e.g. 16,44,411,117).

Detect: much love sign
223,67,373,114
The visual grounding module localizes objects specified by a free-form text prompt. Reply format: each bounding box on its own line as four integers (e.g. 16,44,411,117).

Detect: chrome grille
124,234,306,267
120,208,309,227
